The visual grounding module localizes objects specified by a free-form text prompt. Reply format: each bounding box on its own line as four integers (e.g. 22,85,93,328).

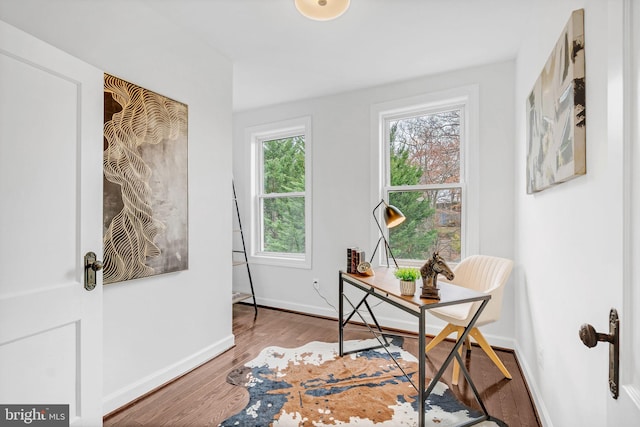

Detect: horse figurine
420,252,454,300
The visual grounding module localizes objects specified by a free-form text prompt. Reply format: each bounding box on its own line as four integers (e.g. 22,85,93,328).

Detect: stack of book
346,248,366,273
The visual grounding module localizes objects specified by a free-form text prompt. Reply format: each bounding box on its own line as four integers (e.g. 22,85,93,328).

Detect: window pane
388,188,461,263
263,135,305,194
389,110,460,185
262,196,305,254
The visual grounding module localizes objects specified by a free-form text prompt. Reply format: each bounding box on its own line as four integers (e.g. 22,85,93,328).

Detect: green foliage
262,136,305,253
263,136,305,193
263,197,305,253
387,112,464,262
388,144,438,260
394,267,421,281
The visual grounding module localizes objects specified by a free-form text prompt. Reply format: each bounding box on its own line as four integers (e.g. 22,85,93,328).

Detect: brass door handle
89,260,104,272
578,308,619,399
579,323,614,347
84,252,103,291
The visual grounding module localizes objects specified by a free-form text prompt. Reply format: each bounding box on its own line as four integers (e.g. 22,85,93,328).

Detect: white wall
514,1,621,426
233,61,516,345
0,1,234,415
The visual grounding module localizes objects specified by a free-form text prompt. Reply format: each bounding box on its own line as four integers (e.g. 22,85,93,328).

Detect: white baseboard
102,334,235,415
514,342,553,427
256,296,339,319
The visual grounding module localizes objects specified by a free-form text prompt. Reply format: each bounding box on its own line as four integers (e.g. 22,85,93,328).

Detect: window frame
370,86,479,267
247,116,313,269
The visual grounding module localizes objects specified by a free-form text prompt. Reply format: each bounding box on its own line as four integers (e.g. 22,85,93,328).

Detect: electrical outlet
313,279,319,290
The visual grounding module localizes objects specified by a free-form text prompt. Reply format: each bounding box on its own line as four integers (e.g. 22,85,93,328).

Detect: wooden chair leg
425,323,458,352
451,327,465,385
469,327,512,379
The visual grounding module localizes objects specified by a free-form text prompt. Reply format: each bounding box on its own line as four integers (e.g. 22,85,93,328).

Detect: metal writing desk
339,267,493,427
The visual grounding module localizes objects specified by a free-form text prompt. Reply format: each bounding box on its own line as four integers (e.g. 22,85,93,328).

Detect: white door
607,0,640,424
0,21,103,426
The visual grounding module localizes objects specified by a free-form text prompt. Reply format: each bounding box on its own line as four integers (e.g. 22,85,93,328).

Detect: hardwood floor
104,304,541,426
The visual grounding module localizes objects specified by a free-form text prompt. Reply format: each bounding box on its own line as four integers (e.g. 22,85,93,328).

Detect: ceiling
0,0,536,111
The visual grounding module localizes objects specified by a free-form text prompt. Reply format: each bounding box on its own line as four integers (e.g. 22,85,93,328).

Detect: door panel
0,323,78,410
0,20,103,425
608,0,640,424
629,0,640,408
0,51,78,293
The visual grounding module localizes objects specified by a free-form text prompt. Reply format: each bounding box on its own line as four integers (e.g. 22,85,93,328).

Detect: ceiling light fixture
294,0,350,21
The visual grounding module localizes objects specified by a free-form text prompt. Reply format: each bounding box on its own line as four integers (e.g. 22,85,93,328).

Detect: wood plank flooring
104,304,541,426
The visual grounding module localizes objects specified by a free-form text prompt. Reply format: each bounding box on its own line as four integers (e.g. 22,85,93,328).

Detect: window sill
250,253,311,270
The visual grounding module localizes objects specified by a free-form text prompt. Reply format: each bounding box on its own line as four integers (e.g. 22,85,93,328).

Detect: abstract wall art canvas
526,8,585,194
103,74,188,284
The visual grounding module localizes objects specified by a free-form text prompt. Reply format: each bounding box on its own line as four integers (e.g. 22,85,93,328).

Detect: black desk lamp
369,199,406,268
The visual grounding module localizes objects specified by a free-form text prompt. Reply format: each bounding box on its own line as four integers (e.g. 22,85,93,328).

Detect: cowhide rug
220,336,506,426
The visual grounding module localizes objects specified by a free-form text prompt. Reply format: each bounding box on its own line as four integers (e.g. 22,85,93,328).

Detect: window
249,117,312,268
373,87,478,265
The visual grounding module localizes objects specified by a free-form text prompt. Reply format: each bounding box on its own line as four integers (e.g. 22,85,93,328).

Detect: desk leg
419,307,426,427
363,299,390,347
339,273,344,357
425,298,491,423
454,351,489,417
453,299,490,418
339,282,391,355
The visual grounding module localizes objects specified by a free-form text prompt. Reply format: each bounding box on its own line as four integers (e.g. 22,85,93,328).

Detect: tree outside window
249,116,312,268
386,108,463,263
260,135,306,254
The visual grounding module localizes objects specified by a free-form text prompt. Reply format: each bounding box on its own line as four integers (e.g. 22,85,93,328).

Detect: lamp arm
371,199,386,220
369,202,385,264
370,199,387,256
370,198,399,268
372,200,386,237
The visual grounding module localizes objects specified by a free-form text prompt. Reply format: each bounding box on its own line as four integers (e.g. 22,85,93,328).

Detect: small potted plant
394,267,420,296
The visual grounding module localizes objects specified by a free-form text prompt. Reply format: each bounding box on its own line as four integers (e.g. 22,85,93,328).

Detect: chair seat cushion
430,302,474,323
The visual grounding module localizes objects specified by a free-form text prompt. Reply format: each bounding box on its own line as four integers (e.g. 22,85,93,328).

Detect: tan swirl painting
103,74,188,284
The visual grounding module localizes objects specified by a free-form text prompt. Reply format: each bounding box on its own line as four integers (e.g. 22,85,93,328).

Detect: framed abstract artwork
526,9,586,194
103,74,189,284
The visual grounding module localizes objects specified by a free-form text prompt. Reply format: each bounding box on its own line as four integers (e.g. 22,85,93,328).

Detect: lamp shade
294,0,350,21
384,205,405,228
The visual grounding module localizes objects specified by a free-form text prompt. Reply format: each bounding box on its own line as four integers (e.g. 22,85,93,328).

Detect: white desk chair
425,255,514,385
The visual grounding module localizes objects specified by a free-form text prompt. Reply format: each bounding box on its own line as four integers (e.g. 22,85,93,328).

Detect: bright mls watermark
0,405,68,426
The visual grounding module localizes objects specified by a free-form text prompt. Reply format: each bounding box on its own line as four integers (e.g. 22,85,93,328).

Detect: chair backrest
448,255,514,325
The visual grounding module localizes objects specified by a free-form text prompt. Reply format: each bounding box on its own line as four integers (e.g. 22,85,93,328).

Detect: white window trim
370,85,479,267
246,116,313,269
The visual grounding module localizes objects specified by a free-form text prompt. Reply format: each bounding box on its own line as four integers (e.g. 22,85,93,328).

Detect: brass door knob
578,309,620,399
84,252,103,291
90,260,104,272
579,322,615,348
